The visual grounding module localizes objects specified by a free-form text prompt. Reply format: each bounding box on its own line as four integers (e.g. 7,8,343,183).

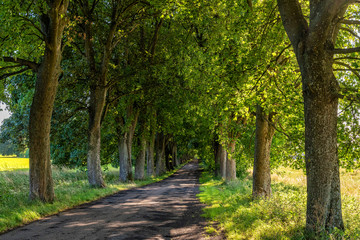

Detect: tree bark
219,143,227,180
87,86,106,187
252,106,275,198
213,137,221,177
225,140,236,182
82,1,121,187
135,131,146,180
147,129,156,177
119,133,129,182
119,107,139,182
173,143,179,167
303,71,344,232
155,133,166,176
126,109,139,181
165,144,172,171
277,0,348,233
29,0,69,202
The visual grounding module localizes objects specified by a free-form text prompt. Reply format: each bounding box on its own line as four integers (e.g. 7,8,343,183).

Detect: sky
0,102,11,126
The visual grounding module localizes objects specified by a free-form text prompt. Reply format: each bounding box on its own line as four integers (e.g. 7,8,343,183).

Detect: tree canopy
1,0,360,236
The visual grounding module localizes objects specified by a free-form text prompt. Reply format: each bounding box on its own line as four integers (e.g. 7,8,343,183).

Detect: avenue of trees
1,0,360,237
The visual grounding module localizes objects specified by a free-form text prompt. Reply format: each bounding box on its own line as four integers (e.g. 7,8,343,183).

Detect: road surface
1,160,223,240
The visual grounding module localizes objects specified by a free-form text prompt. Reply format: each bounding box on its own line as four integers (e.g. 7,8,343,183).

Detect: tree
252,106,275,198
28,0,69,202
1,0,69,202
277,0,359,234
72,0,146,187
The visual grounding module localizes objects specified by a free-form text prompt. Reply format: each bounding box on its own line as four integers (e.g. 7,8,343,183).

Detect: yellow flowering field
0,156,29,171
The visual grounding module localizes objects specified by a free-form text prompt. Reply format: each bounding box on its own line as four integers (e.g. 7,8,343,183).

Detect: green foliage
0,74,34,155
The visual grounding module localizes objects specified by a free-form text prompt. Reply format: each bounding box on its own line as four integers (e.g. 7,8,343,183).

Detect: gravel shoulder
1,160,224,240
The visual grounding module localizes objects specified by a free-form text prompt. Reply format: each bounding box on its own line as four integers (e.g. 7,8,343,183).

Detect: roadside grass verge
199,167,360,239
0,164,183,234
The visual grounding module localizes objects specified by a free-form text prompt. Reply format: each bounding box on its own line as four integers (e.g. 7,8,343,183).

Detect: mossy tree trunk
135,116,147,180
225,140,236,182
29,0,69,202
118,105,139,182
147,129,156,177
277,0,348,233
252,106,275,198
219,144,227,180
155,132,166,176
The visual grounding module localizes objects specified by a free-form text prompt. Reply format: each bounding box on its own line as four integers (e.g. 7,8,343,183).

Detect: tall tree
277,0,359,234
29,0,69,202
0,0,69,202
74,0,144,187
118,102,139,182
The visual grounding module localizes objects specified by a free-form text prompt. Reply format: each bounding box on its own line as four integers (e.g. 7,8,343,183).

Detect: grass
0,157,184,233
198,167,360,240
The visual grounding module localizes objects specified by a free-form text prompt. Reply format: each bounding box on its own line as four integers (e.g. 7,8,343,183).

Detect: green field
199,167,360,239
0,157,29,171
0,157,184,233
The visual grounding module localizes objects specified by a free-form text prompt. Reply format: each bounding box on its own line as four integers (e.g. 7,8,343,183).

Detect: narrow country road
1,160,222,240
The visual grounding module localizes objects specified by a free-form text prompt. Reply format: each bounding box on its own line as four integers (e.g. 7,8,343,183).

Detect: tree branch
333,61,360,79
64,99,88,108
0,67,31,80
341,19,360,25
2,57,39,71
18,15,45,40
334,56,360,61
309,0,349,42
0,64,22,70
338,87,360,102
340,26,360,40
277,0,308,54
268,119,291,140
334,68,360,72
333,47,360,54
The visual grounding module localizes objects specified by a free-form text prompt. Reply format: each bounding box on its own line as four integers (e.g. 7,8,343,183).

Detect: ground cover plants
199,168,360,240
0,157,184,233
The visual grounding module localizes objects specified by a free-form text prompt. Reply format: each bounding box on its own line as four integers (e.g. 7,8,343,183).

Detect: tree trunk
118,108,139,182
135,134,146,180
87,86,106,187
82,1,120,188
225,140,236,182
29,0,69,202
219,144,227,180
252,106,275,198
155,133,166,176
119,133,129,182
173,143,179,167
165,141,174,171
147,129,156,177
277,0,346,233
303,57,343,232
214,138,222,177
126,109,139,181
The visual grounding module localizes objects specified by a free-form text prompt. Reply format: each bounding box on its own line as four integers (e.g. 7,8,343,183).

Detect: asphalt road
1,160,223,240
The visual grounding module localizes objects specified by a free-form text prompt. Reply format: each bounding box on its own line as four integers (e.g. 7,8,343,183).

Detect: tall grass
199,168,360,240
0,163,182,233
